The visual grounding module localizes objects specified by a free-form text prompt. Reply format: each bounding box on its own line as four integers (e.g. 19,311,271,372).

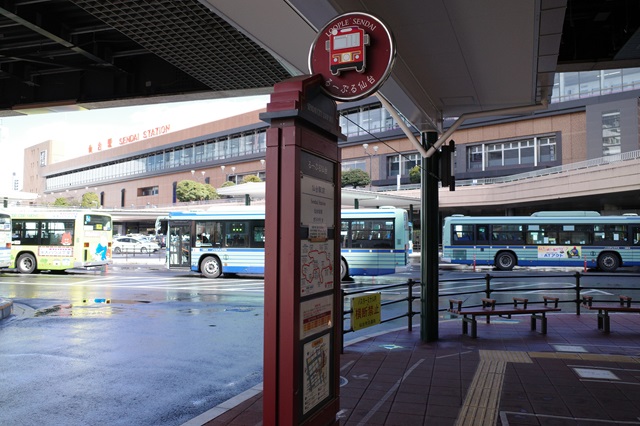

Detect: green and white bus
165,205,412,279
442,211,640,272
0,212,11,269
10,210,113,274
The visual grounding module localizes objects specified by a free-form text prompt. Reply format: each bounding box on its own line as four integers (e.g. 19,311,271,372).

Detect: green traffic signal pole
421,131,439,342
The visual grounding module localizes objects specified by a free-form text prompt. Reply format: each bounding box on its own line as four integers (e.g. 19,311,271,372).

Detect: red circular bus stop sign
309,12,396,102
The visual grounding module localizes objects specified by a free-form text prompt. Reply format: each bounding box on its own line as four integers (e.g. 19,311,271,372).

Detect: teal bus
165,205,412,279
442,212,640,272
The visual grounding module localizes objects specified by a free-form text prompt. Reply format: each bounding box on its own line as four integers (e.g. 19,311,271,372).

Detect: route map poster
302,333,331,415
300,240,335,296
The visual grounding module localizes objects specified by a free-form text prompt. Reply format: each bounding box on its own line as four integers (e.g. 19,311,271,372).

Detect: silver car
112,236,160,254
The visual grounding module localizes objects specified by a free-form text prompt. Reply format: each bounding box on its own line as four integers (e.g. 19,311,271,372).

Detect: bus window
526,224,557,244
41,221,74,246
452,224,473,244
476,225,489,243
252,225,265,248
559,224,592,245
195,221,223,247
226,222,248,247
594,224,628,245
492,224,524,244
340,220,350,248
84,214,111,231
633,227,640,245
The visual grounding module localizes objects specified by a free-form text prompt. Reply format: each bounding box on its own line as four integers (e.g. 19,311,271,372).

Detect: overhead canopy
216,182,419,209
3,0,640,134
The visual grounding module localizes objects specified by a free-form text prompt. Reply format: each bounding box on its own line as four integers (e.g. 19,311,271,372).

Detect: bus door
168,221,191,267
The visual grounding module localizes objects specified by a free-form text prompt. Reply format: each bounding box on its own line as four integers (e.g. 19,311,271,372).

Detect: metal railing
379,149,640,191
341,279,419,350
340,271,640,347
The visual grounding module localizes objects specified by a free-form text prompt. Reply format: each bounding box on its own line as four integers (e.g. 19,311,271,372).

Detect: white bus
0,212,11,269
442,211,640,272
165,206,412,279
10,210,112,274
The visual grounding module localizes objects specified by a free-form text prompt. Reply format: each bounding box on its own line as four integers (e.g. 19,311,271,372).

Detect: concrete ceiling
2,0,640,133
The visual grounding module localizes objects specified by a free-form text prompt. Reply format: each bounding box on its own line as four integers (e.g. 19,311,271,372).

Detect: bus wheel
340,258,349,281
201,256,222,279
17,253,37,274
597,252,620,272
495,252,516,271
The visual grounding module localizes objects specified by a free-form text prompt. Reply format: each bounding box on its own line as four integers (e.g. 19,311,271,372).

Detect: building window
138,186,159,196
465,136,556,171
341,159,366,172
602,110,621,156
39,150,47,166
387,153,421,177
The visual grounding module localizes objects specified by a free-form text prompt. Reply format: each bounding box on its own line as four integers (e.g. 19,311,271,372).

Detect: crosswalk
0,273,266,293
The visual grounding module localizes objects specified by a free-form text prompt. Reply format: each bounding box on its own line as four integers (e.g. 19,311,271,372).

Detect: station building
21,68,640,228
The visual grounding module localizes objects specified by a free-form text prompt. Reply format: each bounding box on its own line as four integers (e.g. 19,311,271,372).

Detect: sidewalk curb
0,298,13,321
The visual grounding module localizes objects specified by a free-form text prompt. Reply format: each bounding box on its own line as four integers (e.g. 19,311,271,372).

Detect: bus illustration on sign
325,26,370,75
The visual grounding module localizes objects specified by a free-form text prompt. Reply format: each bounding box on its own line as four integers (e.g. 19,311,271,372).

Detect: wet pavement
195,312,640,426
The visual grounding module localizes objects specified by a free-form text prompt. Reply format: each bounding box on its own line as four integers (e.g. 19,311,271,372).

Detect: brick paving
192,312,640,426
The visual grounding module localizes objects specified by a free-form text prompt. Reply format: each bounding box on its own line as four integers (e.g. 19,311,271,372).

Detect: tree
176,180,220,202
341,168,370,188
81,192,100,208
409,165,421,184
241,174,262,183
53,197,71,207
221,181,236,188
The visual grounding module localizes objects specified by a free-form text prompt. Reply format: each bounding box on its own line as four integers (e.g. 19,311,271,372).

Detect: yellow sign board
351,293,381,331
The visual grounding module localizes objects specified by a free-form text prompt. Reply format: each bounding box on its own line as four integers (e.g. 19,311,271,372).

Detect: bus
0,212,11,269
165,205,412,279
442,212,640,272
10,210,112,274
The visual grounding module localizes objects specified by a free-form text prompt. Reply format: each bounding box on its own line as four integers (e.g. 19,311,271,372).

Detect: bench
581,295,640,332
448,296,561,338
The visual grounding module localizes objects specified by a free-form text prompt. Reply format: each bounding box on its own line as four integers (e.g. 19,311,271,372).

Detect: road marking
455,351,532,426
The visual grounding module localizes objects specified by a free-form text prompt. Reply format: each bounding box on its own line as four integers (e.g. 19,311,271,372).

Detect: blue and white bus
0,212,11,269
165,205,412,279
442,211,640,272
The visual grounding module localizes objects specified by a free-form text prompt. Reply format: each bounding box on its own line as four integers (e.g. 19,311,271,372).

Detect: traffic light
439,140,455,191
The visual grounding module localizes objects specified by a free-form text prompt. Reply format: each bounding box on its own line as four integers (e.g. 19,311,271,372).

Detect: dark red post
260,74,344,426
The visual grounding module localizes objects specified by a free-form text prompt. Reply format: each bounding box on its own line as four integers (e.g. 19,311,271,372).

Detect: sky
0,95,270,192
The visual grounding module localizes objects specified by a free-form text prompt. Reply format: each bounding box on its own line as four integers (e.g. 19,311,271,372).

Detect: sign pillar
261,74,344,426
261,12,395,425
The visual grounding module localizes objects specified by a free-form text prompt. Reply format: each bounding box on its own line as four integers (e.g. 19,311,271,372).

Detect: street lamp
363,143,379,190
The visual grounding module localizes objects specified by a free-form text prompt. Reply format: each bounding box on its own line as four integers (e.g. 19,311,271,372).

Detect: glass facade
552,68,640,103
339,103,400,137
46,129,267,191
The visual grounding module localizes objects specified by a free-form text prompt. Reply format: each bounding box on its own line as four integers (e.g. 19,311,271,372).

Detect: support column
421,131,439,342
